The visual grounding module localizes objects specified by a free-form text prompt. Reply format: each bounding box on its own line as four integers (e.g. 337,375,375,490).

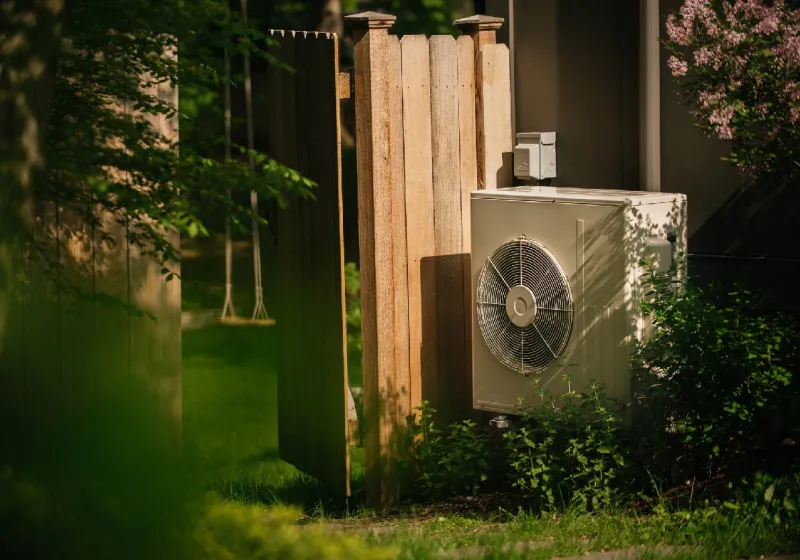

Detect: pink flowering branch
664,0,800,184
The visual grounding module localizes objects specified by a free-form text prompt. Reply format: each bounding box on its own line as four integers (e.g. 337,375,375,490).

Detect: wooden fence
0,77,181,437
347,12,512,506
263,30,352,497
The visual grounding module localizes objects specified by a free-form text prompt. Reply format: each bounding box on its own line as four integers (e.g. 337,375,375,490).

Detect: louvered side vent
476,237,574,375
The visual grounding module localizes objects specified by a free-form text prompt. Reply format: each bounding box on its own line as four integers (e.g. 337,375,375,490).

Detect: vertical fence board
400,35,435,414
457,34,477,420
127,73,181,437
429,35,469,424
57,199,95,411
272,31,302,477
349,12,411,507
387,32,411,475
160,76,182,432
352,23,383,506
478,44,513,190
457,35,477,250
0,250,28,425
270,31,351,496
430,36,463,256
29,204,63,418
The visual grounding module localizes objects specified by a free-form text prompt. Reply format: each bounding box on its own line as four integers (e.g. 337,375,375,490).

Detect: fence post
454,15,511,190
345,11,410,509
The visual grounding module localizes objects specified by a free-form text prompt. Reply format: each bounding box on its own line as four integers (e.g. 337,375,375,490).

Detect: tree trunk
317,0,343,37
0,0,65,352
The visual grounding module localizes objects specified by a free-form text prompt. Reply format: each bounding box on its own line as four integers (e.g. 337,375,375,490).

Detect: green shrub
633,259,800,483
402,257,799,512
403,381,629,512
402,401,495,500
193,498,394,560
505,376,627,512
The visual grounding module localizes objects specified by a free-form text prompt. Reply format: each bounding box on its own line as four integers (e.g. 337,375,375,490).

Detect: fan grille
476,237,574,375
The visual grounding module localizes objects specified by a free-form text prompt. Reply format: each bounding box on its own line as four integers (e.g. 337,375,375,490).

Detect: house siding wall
484,0,800,311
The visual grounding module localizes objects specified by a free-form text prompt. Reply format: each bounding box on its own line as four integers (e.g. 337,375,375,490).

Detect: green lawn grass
182,320,799,559
182,324,365,512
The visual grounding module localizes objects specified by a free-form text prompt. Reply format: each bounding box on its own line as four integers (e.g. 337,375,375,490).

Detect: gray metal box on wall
514,132,556,180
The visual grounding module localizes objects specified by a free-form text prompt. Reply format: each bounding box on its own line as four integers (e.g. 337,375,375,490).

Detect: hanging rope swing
219,0,275,327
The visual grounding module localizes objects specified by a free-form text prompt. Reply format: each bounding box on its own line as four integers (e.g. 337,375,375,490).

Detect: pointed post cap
453,14,505,32
345,11,397,30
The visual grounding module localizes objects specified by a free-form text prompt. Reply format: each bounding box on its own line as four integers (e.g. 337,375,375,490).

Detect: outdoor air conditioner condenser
470,187,688,414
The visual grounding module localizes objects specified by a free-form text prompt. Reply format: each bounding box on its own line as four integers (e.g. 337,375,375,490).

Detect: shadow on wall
420,254,472,427
688,175,800,313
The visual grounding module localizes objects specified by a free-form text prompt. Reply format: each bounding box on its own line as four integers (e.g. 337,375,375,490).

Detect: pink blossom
694,47,713,65
722,28,747,46
698,90,724,109
709,104,736,139
785,81,800,102
774,33,800,68
753,12,780,34
666,13,693,46
668,56,690,77
790,107,799,123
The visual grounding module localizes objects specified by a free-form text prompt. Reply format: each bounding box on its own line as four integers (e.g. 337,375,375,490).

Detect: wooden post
345,11,410,509
454,15,512,190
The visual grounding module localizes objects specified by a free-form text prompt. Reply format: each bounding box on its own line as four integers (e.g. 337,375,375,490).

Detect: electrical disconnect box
513,132,557,180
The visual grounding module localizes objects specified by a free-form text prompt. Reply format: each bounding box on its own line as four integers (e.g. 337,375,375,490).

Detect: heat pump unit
471,187,687,414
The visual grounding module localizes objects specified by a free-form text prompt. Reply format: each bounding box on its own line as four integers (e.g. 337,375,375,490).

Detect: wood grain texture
386,33,410,492
353,26,381,505
478,44,513,190
429,35,469,425
457,34,477,421
430,35,462,257
400,34,434,417
457,35,477,250
353,23,411,508
269,31,351,496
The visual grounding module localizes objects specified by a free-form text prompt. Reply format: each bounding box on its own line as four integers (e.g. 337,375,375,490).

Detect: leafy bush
402,402,495,500
663,0,800,184
506,376,627,512
403,382,629,511
633,260,800,483
193,498,394,560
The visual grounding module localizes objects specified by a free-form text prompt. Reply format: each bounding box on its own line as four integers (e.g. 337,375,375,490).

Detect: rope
220,36,237,321
242,0,270,321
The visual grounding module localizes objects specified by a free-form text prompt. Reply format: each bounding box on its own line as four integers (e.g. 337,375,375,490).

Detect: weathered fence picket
347,11,512,507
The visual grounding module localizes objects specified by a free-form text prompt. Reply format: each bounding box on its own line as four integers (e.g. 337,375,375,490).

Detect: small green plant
634,257,800,483
726,472,800,532
404,382,628,511
506,376,627,512
344,262,361,354
403,401,494,500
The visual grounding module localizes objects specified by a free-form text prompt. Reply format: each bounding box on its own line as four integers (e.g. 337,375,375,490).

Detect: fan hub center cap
505,285,537,327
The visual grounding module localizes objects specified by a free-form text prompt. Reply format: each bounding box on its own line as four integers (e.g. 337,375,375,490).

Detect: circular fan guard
477,237,574,375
